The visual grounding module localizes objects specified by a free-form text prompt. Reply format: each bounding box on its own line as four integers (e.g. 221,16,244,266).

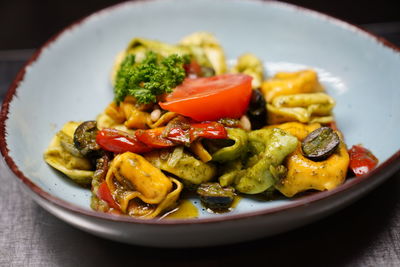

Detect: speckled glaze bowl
1,0,400,247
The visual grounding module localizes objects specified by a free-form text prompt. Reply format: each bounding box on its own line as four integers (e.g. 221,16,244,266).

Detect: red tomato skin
96,128,152,154
348,145,379,176
97,182,120,210
159,74,252,121
135,128,175,148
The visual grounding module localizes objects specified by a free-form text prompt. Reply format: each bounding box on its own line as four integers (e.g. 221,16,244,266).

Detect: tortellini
43,121,94,185
99,98,178,130
217,128,298,194
106,152,182,218
211,128,248,163
230,53,264,89
145,148,217,185
271,122,350,197
261,69,323,102
267,92,335,124
179,31,227,75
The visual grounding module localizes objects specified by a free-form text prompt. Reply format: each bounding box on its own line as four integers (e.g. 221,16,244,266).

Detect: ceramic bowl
1,0,400,247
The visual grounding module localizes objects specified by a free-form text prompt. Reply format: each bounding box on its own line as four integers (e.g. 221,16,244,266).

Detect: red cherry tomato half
159,74,252,121
96,128,152,154
348,145,379,176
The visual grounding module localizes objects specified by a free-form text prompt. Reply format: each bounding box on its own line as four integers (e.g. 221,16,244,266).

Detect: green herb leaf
114,51,188,104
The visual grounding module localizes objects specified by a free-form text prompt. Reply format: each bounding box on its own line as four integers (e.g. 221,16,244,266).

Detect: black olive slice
246,89,267,130
196,183,235,210
73,120,101,158
301,127,340,161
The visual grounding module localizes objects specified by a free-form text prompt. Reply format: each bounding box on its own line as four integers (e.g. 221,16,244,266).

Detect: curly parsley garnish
114,51,189,104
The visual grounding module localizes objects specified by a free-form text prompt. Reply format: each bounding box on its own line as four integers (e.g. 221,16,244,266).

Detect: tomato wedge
96,128,152,154
159,74,252,121
348,145,379,176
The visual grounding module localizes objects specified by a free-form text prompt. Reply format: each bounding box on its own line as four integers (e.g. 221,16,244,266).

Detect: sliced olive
73,121,101,158
246,89,267,129
301,127,340,161
196,183,235,210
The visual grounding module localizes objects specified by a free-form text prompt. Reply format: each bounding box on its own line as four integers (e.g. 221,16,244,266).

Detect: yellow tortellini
261,69,323,102
106,152,183,218
267,92,335,124
43,121,94,185
98,98,178,130
230,53,264,89
271,122,350,197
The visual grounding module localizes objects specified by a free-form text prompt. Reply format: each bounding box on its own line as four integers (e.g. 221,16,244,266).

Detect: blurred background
0,0,399,50
0,0,399,96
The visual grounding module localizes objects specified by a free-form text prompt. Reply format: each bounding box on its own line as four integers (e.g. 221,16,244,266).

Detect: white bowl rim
1,0,400,226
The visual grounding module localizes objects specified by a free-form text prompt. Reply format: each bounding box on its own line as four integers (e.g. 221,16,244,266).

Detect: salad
44,32,378,219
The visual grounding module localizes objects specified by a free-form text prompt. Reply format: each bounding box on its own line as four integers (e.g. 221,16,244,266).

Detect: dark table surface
1,22,400,267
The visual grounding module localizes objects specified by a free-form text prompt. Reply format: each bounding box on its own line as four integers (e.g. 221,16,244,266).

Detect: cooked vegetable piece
145,149,217,185
96,128,152,154
90,153,115,212
135,127,176,148
234,128,298,194
197,183,235,210
97,182,120,210
163,116,191,145
212,128,248,162
261,69,323,102
159,74,253,121
246,89,267,130
114,51,188,104
301,127,340,161
348,145,378,176
217,118,241,128
43,121,94,185
73,121,101,158
190,140,213,162
230,53,264,89
189,122,227,141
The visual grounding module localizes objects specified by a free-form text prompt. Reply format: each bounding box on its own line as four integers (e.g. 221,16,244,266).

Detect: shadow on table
35,174,400,267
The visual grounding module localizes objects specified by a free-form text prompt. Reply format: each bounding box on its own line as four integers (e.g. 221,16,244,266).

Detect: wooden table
1,23,399,267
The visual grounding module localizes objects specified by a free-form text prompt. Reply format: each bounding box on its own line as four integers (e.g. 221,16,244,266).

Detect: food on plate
44,32,378,219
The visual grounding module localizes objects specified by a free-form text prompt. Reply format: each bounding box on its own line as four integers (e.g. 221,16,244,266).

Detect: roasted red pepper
97,182,120,210
135,127,175,148
348,145,379,176
189,121,227,141
96,128,152,154
96,122,227,154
